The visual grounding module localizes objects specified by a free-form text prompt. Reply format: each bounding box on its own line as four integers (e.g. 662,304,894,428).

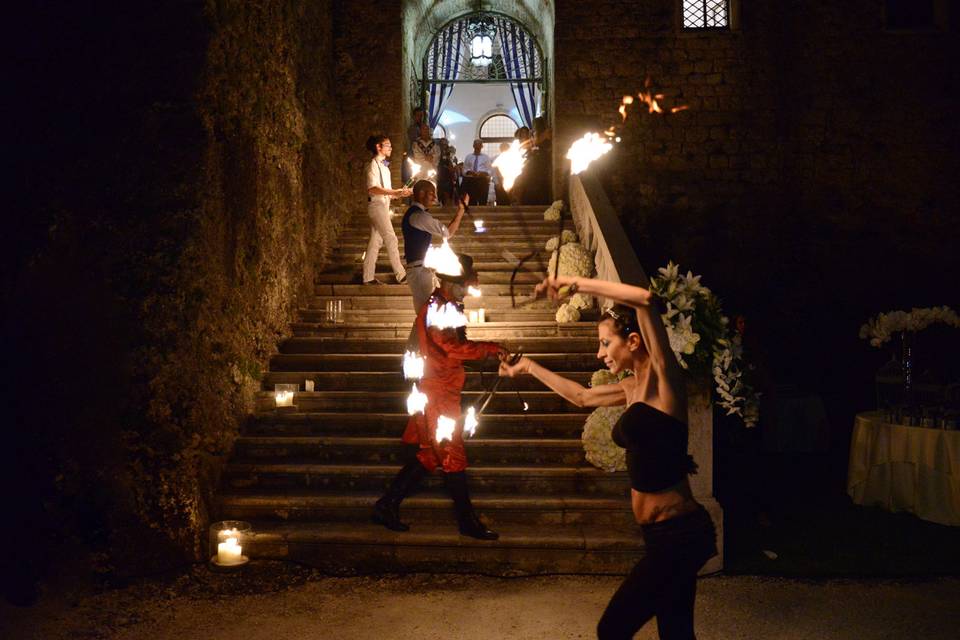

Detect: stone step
218,491,633,526
245,412,586,439
253,391,590,413
232,436,586,466
222,462,630,496
278,336,598,354
334,241,551,254
315,270,547,285
262,370,593,391
312,283,550,297
269,352,602,372
296,309,561,324
289,320,598,339
243,521,642,575
307,296,557,310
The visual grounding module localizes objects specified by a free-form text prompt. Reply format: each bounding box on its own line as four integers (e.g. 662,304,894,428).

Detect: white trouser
362,202,406,283
405,266,437,349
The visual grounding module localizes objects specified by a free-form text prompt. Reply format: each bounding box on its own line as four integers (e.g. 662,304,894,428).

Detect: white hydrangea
545,236,559,251
556,303,581,323
548,242,594,278
543,200,564,221
569,292,593,310
859,306,960,347
562,229,578,243
582,406,627,472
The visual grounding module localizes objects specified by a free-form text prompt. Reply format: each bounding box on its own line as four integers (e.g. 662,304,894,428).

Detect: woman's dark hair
366,134,388,156
600,304,640,339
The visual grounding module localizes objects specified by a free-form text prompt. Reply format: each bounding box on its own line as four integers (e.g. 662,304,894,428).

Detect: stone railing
568,172,723,572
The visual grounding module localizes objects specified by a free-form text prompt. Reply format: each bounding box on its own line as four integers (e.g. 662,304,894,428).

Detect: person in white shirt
364,135,411,285
460,139,492,205
411,123,440,177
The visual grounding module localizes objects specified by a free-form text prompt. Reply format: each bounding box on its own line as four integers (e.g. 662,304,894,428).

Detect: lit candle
304,380,315,392
217,536,243,566
478,308,485,323
468,310,479,324
275,390,294,407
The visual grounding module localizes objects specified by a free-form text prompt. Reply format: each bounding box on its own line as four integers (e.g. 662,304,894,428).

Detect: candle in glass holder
478,308,486,323
468,310,479,324
304,380,315,392
217,536,243,566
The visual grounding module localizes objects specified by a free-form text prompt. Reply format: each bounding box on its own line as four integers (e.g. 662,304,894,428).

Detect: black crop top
612,402,698,492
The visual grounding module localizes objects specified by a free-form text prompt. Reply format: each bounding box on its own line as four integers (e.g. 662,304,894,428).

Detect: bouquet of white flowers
543,200,564,221
859,306,960,347
651,261,760,428
582,369,630,471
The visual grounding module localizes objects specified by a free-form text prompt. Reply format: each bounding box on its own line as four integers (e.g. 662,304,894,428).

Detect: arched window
478,113,518,157
432,123,447,139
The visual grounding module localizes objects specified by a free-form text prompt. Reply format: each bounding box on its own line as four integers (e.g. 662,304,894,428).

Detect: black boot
444,471,499,540
373,459,427,532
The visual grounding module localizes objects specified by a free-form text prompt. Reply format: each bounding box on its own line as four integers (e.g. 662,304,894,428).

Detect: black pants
597,506,717,640
461,175,489,205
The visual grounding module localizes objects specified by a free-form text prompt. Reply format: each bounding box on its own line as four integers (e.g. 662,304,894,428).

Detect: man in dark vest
401,180,468,315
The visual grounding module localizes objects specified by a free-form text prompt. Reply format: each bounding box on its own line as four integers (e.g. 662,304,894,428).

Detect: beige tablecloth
847,411,960,526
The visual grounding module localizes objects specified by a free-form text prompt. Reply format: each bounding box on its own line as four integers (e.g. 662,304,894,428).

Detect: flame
473,219,486,233
423,239,462,276
403,351,424,380
407,157,422,178
406,383,428,415
491,140,526,191
670,105,689,113
467,286,482,298
566,132,614,175
463,406,479,437
436,415,456,442
427,169,437,179
426,301,467,330
522,401,529,412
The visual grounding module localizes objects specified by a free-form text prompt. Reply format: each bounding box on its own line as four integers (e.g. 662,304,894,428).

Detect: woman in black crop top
500,274,717,640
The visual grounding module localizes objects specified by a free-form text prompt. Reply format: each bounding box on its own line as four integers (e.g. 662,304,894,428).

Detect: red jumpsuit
402,289,502,473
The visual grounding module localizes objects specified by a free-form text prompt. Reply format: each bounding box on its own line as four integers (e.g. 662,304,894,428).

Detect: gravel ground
3,563,959,639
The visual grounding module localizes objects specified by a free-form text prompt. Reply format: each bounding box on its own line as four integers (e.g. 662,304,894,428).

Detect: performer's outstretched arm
499,356,627,408
428,326,503,361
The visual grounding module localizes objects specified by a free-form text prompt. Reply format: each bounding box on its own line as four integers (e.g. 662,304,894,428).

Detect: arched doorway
421,12,544,143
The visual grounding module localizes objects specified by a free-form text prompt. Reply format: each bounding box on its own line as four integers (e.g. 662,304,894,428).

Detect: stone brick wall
554,0,960,393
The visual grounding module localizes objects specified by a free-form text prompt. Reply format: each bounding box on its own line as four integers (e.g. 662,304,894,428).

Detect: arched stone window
478,113,518,157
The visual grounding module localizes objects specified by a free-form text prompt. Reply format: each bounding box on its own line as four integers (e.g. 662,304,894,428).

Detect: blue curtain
496,17,540,129
427,21,465,129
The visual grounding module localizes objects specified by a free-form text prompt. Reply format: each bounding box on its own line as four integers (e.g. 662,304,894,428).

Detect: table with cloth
847,411,960,526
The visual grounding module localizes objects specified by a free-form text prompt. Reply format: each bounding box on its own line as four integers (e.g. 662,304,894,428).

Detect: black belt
406,260,424,268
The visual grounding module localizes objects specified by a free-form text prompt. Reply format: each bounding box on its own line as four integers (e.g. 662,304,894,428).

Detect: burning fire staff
499,274,717,640
373,253,506,540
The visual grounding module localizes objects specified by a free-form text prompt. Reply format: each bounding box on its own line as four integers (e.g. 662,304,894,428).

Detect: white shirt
462,152,492,176
366,158,391,206
408,202,449,238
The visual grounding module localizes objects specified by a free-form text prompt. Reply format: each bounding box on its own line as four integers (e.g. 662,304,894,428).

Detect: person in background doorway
411,123,440,177
518,116,552,205
460,138,492,206
363,135,411,286
402,106,428,185
437,138,460,206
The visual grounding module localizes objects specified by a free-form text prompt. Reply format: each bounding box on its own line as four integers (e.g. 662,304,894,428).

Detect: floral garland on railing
858,306,960,347
582,369,630,471
650,262,760,427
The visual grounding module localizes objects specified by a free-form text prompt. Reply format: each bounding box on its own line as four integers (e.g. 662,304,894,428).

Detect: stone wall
4,0,351,580
554,0,960,393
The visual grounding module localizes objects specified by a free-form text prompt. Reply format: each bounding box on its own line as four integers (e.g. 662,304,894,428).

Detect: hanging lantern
467,16,497,67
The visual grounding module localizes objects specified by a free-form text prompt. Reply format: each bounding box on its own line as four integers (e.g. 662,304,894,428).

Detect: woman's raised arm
535,275,682,376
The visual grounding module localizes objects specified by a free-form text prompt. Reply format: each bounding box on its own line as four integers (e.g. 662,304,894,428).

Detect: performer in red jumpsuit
373,254,505,540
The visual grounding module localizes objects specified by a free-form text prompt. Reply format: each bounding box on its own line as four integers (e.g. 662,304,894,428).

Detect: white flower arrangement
548,242,594,280
543,200,564,221
544,230,579,252
555,303,581,323
582,369,630,472
858,306,960,347
651,261,760,428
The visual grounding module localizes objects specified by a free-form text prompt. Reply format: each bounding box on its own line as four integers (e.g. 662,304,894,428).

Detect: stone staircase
217,205,644,575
